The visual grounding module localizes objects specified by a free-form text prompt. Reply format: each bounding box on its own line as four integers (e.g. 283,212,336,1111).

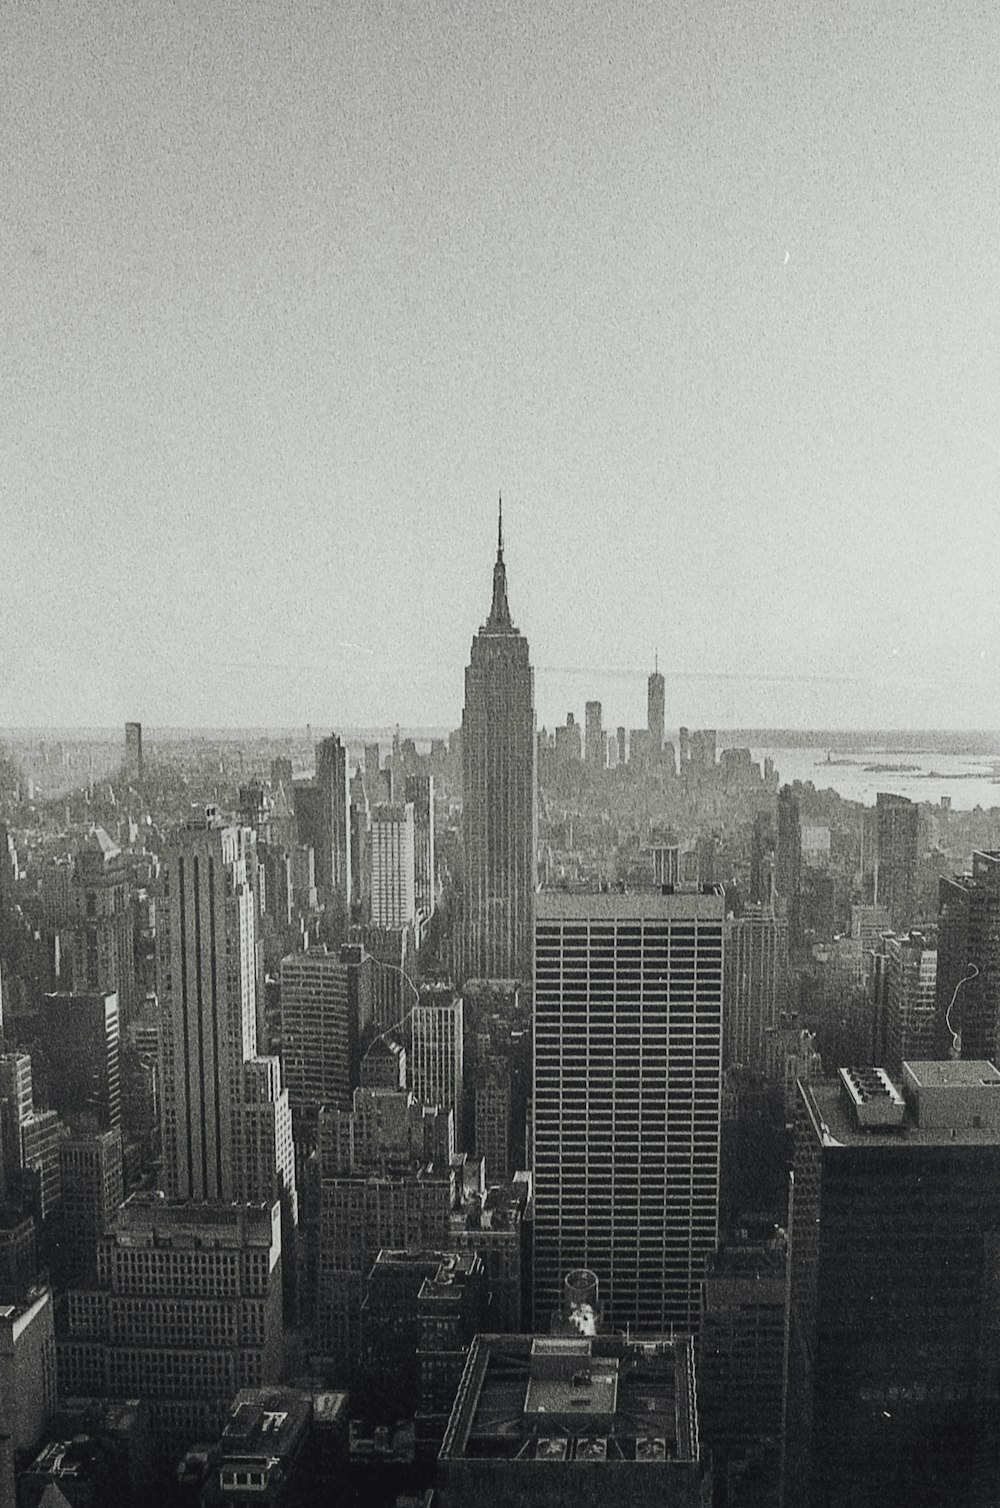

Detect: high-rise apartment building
533,888,724,1333
412,993,464,1145
936,850,1000,1061
157,810,295,1217
370,802,416,928
461,504,537,982
40,992,121,1132
723,907,788,1075
584,701,604,768
123,722,143,784
405,774,436,919
648,661,665,755
876,792,919,931
788,1062,1000,1506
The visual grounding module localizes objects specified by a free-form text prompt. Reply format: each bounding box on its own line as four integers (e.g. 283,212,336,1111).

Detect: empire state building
461,500,537,982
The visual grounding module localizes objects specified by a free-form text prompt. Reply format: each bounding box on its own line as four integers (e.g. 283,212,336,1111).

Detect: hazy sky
4,2,1000,732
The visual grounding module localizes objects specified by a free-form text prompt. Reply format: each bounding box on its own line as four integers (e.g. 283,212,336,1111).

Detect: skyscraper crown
486,492,514,632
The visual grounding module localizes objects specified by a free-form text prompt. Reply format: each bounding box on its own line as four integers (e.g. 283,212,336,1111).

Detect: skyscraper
884,930,937,1071
69,828,136,1022
584,700,604,768
405,773,436,918
723,906,788,1075
123,721,143,784
411,993,464,1145
775,786,802,943
461,501,537,982
647,658,665,755
876,791,919,931
157,809,295,1213
316,734,352,909
533,888,725,1333
370,801,416,928
39,992,121,1132
936,850,1000,1061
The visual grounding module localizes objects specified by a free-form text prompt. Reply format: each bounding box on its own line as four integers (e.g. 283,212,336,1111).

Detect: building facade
370,802,416,929
533,888,724,1333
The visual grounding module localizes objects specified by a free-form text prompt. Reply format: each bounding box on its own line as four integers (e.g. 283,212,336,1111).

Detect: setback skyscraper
461,502,537,982
647,657,665,755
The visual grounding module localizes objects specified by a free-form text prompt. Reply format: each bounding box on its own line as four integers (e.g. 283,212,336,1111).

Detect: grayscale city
3,4,999,1506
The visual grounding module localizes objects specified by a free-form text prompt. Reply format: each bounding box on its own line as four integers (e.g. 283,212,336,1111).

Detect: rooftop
802,1061,1000,1149
537,888,725,922
440,1333,698,1466
107,1194,279,1248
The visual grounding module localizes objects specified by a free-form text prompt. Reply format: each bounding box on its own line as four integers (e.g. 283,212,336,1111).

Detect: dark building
294,735,352,912
40,991,121,1132
936,851,1000,1062
405,773,436,919
875,792,919,931
54,1129,124,1285
124,721,143,784
698,1225,787,1508
438,1332,707,1507
647,662,665,756
201,1387,313,1506
787,1061,1000,1507
461,501,537,983
774,788,801,944
69,830,136,1023
750,812,776,907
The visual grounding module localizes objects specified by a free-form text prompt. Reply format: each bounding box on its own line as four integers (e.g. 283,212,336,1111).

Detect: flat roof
802,1079,1000,1149
904,1060,1000,1088
537,889,724,922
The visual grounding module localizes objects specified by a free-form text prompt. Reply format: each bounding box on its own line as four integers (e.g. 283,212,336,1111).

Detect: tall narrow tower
647,654,665,756
461,498,537,982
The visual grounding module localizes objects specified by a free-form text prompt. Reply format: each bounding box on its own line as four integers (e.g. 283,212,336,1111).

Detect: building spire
487,493,513,631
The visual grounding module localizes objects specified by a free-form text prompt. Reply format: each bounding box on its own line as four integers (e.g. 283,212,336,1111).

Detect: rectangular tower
533,888,724,1333
370,801,416,928
876,791,919,931
412,994,465,1146
405,773,436,919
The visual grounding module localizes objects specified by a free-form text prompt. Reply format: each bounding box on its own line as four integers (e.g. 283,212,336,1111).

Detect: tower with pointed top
460,498,537,982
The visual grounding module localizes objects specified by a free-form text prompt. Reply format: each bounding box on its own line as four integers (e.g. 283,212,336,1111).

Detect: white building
370,802,416,929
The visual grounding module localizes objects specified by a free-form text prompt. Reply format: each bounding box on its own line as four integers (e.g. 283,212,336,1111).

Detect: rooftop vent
838,1066,905,1128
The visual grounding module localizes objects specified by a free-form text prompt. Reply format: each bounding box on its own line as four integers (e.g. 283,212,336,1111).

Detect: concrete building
533,888,724,1333
788,1061,1000,1506
40,991,121,1132
58,1197,283,1453
936,851,1000,1062
280,947,371,1118
775,788,801,944
294,736,352,910
0,1286,56,1506
723,907,788,1075
157,810,295,1218
370,802,416,928
56,1129,124,1284
202,1387,313,1506
69,828,136,1023
438,1332,707,1508
461,503,537,983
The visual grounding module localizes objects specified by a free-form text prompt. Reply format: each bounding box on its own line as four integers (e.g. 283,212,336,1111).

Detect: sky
3,1,1000,733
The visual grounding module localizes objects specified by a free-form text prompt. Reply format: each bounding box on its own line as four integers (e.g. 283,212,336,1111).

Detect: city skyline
5,5,1000,731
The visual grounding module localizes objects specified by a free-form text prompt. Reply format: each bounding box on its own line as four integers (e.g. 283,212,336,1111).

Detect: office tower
884,930,937,1071
412,993,464,1145
364,741,382,794
448,1175,531,1332
123,722,143,783
56,1129,124,1284
751,812,776,906
702,729,717,767
280,946,370,1118
40,992,121,1132
775,787,801,942
69,828,136,1022
360,1036,406,1090
157,811,295,1216
294,737,352,910
57,1198,283,1455
628,727,651,767
461,503,537,983
648,660,665,754
554,714,582,765
699,1226,788,1508
270,756,293,793
724,906,788,1074
0,1053,63,1225
850,901,892,952
350,775,372,921
533,889,724,1333
370,801,416,928
616,726,627,767
438,1333,705,1508
936,850,1000,1061
876,792,919,930
584,701,604,767
405,774,436,919
788,1062,1000,1506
